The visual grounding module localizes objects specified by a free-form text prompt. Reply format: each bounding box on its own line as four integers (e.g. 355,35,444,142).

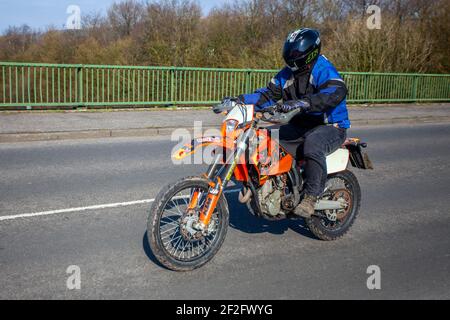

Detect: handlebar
257,105,302,124
212,101,302,125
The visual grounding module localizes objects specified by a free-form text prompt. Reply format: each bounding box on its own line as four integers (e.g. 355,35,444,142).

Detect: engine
257,176,286,217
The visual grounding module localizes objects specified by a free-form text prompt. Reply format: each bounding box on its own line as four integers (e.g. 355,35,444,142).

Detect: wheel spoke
161,225,179,236
161,215,179,224
170,200,184,215
179,239,190,259
171,236,183,255
163,234,181,246
163,208,183,217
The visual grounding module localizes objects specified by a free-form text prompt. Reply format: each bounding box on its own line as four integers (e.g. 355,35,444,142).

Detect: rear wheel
147,176,229,271
306,170,361,241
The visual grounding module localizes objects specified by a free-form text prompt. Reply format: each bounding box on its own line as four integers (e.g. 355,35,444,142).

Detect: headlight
225,120,238,134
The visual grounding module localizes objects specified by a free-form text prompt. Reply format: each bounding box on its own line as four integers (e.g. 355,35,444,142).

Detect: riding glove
277,100,310,113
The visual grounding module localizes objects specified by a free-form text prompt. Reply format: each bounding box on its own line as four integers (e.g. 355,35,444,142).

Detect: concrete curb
1,116,450,143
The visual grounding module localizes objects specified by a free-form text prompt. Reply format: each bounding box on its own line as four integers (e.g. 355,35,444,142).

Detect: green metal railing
0,62,449,109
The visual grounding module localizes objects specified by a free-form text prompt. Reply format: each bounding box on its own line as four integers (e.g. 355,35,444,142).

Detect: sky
0,0,229,33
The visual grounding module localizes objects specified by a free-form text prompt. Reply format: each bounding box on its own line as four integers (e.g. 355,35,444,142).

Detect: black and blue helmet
282,28,321,74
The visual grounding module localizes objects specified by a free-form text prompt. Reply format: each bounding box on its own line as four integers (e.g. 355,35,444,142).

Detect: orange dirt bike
147,100,373,271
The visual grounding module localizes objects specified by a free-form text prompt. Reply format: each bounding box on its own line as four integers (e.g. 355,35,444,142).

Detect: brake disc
180,213,216,241
332,189,351,221
180,214,202,240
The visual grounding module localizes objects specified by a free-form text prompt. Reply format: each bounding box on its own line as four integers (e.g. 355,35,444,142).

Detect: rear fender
326,148,350,174
344,139,374,170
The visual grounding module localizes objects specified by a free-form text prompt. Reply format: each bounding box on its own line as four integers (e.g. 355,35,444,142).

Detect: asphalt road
0,123,449,299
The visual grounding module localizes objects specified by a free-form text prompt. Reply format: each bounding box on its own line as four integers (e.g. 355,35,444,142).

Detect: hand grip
261,107,302,124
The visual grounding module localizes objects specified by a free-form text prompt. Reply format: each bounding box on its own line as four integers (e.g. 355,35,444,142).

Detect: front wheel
147,176,229,271
306,170,361,241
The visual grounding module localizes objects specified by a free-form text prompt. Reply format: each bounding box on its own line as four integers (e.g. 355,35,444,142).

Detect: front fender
173,136,250,182
172,136,223,160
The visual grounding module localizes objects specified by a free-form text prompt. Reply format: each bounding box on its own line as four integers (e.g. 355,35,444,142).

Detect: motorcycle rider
225,28,350,218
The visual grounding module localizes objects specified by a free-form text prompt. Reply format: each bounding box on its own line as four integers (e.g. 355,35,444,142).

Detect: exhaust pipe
314,199,346,210
238,187,252,203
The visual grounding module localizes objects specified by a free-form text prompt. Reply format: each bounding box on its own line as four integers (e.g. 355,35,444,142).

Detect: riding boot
294,194,318,218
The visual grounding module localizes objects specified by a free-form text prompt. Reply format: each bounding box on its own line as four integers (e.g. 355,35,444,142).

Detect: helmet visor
284,54,308,71
284,48,319,72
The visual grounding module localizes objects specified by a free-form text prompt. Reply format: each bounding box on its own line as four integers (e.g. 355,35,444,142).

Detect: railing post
76,65,83,107
170,66,175,106
245,69,251,93
363,73,369,103
412,75,419,102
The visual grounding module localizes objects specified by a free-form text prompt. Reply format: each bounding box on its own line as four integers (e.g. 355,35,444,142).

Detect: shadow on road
225,192,315,238
142,190,317,269
142,232,167,269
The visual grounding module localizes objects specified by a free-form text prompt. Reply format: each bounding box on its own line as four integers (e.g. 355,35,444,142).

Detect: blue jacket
239,55,351,128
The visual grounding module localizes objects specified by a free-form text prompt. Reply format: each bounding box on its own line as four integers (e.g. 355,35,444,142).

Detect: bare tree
108,0,144,37
0,25,39,60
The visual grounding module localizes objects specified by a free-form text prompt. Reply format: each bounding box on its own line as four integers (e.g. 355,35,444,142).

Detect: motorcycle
147,100,373,271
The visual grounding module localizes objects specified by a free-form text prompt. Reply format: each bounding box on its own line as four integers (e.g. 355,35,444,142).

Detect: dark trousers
277,124,347,197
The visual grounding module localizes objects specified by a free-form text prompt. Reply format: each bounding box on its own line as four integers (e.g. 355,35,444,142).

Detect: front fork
191,128,255,231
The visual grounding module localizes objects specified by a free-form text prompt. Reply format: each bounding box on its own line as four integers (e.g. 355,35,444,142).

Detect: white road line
0,188,241,222
0,199,155,221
